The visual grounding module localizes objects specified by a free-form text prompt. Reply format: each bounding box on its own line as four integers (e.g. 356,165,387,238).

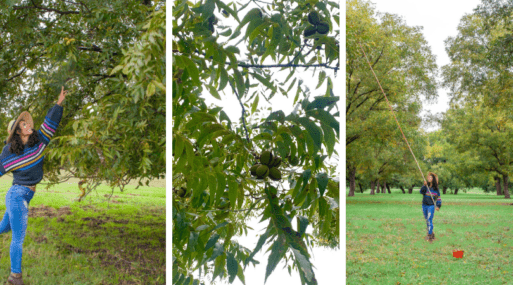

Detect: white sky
371,0,482,131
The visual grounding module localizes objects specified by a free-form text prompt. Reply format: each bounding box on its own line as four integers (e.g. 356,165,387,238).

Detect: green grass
347,188,513,285
0,173,165,285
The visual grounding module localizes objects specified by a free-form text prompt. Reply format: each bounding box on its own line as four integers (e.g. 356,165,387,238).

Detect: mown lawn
0,174,165,285
347,188,513,285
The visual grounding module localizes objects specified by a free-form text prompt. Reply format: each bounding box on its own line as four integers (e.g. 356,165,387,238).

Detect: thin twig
5,67,27,81
229,80,251,143
199,207,264,213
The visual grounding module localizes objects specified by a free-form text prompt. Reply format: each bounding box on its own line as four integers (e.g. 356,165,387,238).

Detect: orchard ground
346,188,513,285
0,173,165,285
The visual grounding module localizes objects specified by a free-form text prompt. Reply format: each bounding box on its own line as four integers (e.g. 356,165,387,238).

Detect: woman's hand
423,180,428,186
57,86,68,106
436,207,440,211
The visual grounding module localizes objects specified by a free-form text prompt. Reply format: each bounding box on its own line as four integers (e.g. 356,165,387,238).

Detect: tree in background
346,0,436,196
172,0,340,284
442,1,513,199
0,1,165,194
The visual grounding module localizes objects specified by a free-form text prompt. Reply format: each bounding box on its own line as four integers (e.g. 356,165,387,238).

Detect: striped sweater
0,104,63,185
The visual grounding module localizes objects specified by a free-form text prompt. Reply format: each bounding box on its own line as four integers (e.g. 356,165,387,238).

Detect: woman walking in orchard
420,172,442,244
0,87,67,285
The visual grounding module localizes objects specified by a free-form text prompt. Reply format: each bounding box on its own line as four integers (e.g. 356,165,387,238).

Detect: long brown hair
429,173,439,190
9,121,40,155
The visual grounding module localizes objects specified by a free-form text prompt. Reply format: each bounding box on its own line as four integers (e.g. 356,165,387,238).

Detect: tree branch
5,67,27,82
238,62,339,71
229,81,251,144
14,1,80,15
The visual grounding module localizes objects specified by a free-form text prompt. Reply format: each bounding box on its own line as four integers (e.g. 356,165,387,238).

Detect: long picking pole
357,41,437,206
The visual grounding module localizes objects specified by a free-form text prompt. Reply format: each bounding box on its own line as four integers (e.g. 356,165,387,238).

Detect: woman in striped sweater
0,87,67,285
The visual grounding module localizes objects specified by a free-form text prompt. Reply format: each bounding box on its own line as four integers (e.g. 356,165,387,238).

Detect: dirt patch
29,205,73,218
55,215,165,284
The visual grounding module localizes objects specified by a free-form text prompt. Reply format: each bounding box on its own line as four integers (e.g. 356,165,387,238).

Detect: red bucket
453,250,464,258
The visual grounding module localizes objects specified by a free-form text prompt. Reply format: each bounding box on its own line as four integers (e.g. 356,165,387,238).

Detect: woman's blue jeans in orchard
0,185,34,274
422,204,435,235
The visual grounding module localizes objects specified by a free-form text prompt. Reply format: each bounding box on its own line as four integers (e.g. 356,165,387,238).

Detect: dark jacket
420,185,442,208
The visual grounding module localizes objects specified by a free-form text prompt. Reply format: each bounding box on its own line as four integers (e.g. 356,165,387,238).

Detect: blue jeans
0,185,35,274
422,204,435,235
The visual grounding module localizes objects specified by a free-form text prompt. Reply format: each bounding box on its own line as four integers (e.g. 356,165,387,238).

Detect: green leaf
187,232,199,253
208,174,217,205
254,132,273,141
237,8,261,30
265,238,287,283
316,71,326,89
185,141,195,167
251,94,259,114
110,65,123,76
146,82,156,97
297,216,309,237
252,73,276,93
297,117,323,152
215,172,226,206
233,69,245,97
266,111,285,124
225,46,240,54
211,221,229,233
321,122,336,156
228,177,238,209
246,227,270,266
207,85,222,100
213,252,226,279
152,80,166,93
302,169,312,191
316,173,329,197
210,242,224,261
215,0,240,22
291,248,315,283
181,56,201,86
305,96,339,110
237,262,246,285
219,68,229,91
174,135,184,157
227,252,238,283
205,234,220,251
202,0,215,19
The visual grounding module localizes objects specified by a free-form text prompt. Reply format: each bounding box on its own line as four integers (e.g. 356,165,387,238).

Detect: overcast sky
371,0,482,131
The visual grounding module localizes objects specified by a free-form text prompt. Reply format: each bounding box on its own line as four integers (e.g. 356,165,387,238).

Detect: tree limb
14,1,80,15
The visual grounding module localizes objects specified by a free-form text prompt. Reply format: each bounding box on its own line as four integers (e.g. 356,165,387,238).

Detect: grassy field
0,173,165,285
346,188,513,285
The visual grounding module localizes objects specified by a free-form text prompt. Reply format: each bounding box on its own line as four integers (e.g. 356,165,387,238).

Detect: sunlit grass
0,174,165,284
347,189,513,285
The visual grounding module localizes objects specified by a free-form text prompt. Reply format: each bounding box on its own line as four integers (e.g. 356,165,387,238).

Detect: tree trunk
408,184,413,194
503,175,511,199
454,188,459,195
382,182,386,194
376,182,381,194
348,167,356,197
358,182,364,193
443,186,447,195
399,186,406,194
495,176,502,195
386,183,391,194
370,180,376,195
